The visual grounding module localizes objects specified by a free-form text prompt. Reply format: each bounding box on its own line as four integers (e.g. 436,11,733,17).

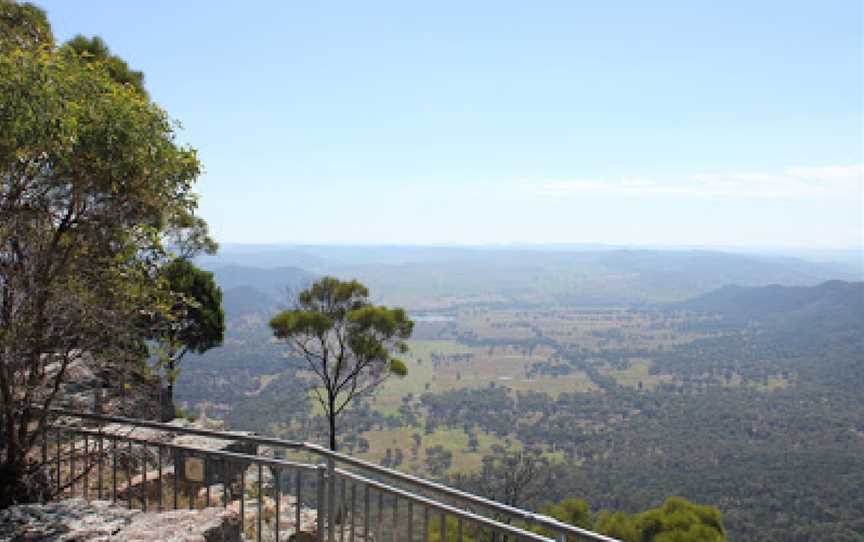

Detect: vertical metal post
257,462,263,542
173,450,179,510
296,470,302,534
41,428,48,469
275,467,281,542
126,440,132,509
70,436,75,497
241,468,246,533
222,459,229,508
97,436,104,500
141,445,147,512
457,518,463,542
327,458,336,542
157,446,163,511
376,491,383,542
340,477,346,542
350,482,356,542
112,437,117,503
407,501,414,542
439,512,445,541
392,497,398,542
189,458,195,511
206,456,212,508
83,435,89,500
363,484,370,542
423,506,429,542
55,430,61,496
317,465,326,542
338,478,348,542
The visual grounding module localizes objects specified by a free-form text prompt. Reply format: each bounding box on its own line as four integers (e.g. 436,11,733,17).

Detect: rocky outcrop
118,507,241,541
0,498,240,541
52,354,160,421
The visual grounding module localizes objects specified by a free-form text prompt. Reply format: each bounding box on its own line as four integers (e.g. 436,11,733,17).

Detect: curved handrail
50,408,619,541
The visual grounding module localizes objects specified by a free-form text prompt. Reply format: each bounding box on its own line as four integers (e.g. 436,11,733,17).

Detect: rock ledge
0,498,240,541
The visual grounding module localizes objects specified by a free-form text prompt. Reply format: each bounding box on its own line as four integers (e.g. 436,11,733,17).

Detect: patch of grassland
357,425,519,475
720,372,794,391
370,340,597,416
247,373,281,396
599,358,674,390
367,340,470,415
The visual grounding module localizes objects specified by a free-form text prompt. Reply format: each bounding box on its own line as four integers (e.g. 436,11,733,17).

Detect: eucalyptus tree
270,277,413,451
152,258,225,421
0,0,213,505
63,35,146,97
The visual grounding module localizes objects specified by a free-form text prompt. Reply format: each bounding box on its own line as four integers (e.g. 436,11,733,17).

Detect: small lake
412,314,456,322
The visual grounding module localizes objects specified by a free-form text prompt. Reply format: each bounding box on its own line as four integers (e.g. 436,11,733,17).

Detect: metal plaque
184,457,205,482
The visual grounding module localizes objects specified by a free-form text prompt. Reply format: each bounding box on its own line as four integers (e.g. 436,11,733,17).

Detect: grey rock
0,499,240,542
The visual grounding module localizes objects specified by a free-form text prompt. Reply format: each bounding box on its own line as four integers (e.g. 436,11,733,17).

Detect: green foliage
594,511,638,541
150,258,224,420
62,35,147,96
425,515,481,542
0,1,212,505
269,276,413,450
159,258,225,356
421,496,725,542
534,496,725,542
0,1,52,52
452,448,552,509
540,498,592,530
389,357,408,377
192,286,863,540
270,310,333,337
630,497,725,542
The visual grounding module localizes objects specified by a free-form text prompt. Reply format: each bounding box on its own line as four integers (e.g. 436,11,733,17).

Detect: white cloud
525,164,864,199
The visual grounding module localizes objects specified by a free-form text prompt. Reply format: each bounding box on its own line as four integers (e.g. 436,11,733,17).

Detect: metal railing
44,408,618,542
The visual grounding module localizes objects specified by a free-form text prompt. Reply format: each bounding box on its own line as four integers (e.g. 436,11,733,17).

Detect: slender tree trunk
328,396,337,451
161,359,176,422
0,454,50,509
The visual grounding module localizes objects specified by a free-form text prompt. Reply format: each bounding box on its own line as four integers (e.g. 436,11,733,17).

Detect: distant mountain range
198,246,860,309
206,266,316,323
681,280,863,316
681,280,864,345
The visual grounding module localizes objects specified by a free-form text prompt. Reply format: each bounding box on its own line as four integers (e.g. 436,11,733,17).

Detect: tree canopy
536,496,726,542
0,1,52,52
270,277,413,450
152,258,224,420
63,35,147,97
0,0,213,505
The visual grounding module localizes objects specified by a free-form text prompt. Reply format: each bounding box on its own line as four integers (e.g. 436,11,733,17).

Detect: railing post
55,430,61,497
44,411,621,542
327,458,336,542
41,428,48,468
317,464,327,542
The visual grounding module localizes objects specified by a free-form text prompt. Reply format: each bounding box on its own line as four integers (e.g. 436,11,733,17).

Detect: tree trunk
160,359,176,422
0,461,25,509
328,402,337,451
160,384,175,422
0,458,50,510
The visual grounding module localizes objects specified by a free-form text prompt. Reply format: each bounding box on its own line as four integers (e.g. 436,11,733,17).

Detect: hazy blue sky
40,1,863,248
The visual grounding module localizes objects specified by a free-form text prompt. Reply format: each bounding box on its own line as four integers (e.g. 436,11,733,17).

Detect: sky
40,1,863,249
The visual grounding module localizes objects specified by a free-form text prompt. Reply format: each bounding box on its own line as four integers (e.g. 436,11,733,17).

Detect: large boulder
115,506,240,541
0,498,240,541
